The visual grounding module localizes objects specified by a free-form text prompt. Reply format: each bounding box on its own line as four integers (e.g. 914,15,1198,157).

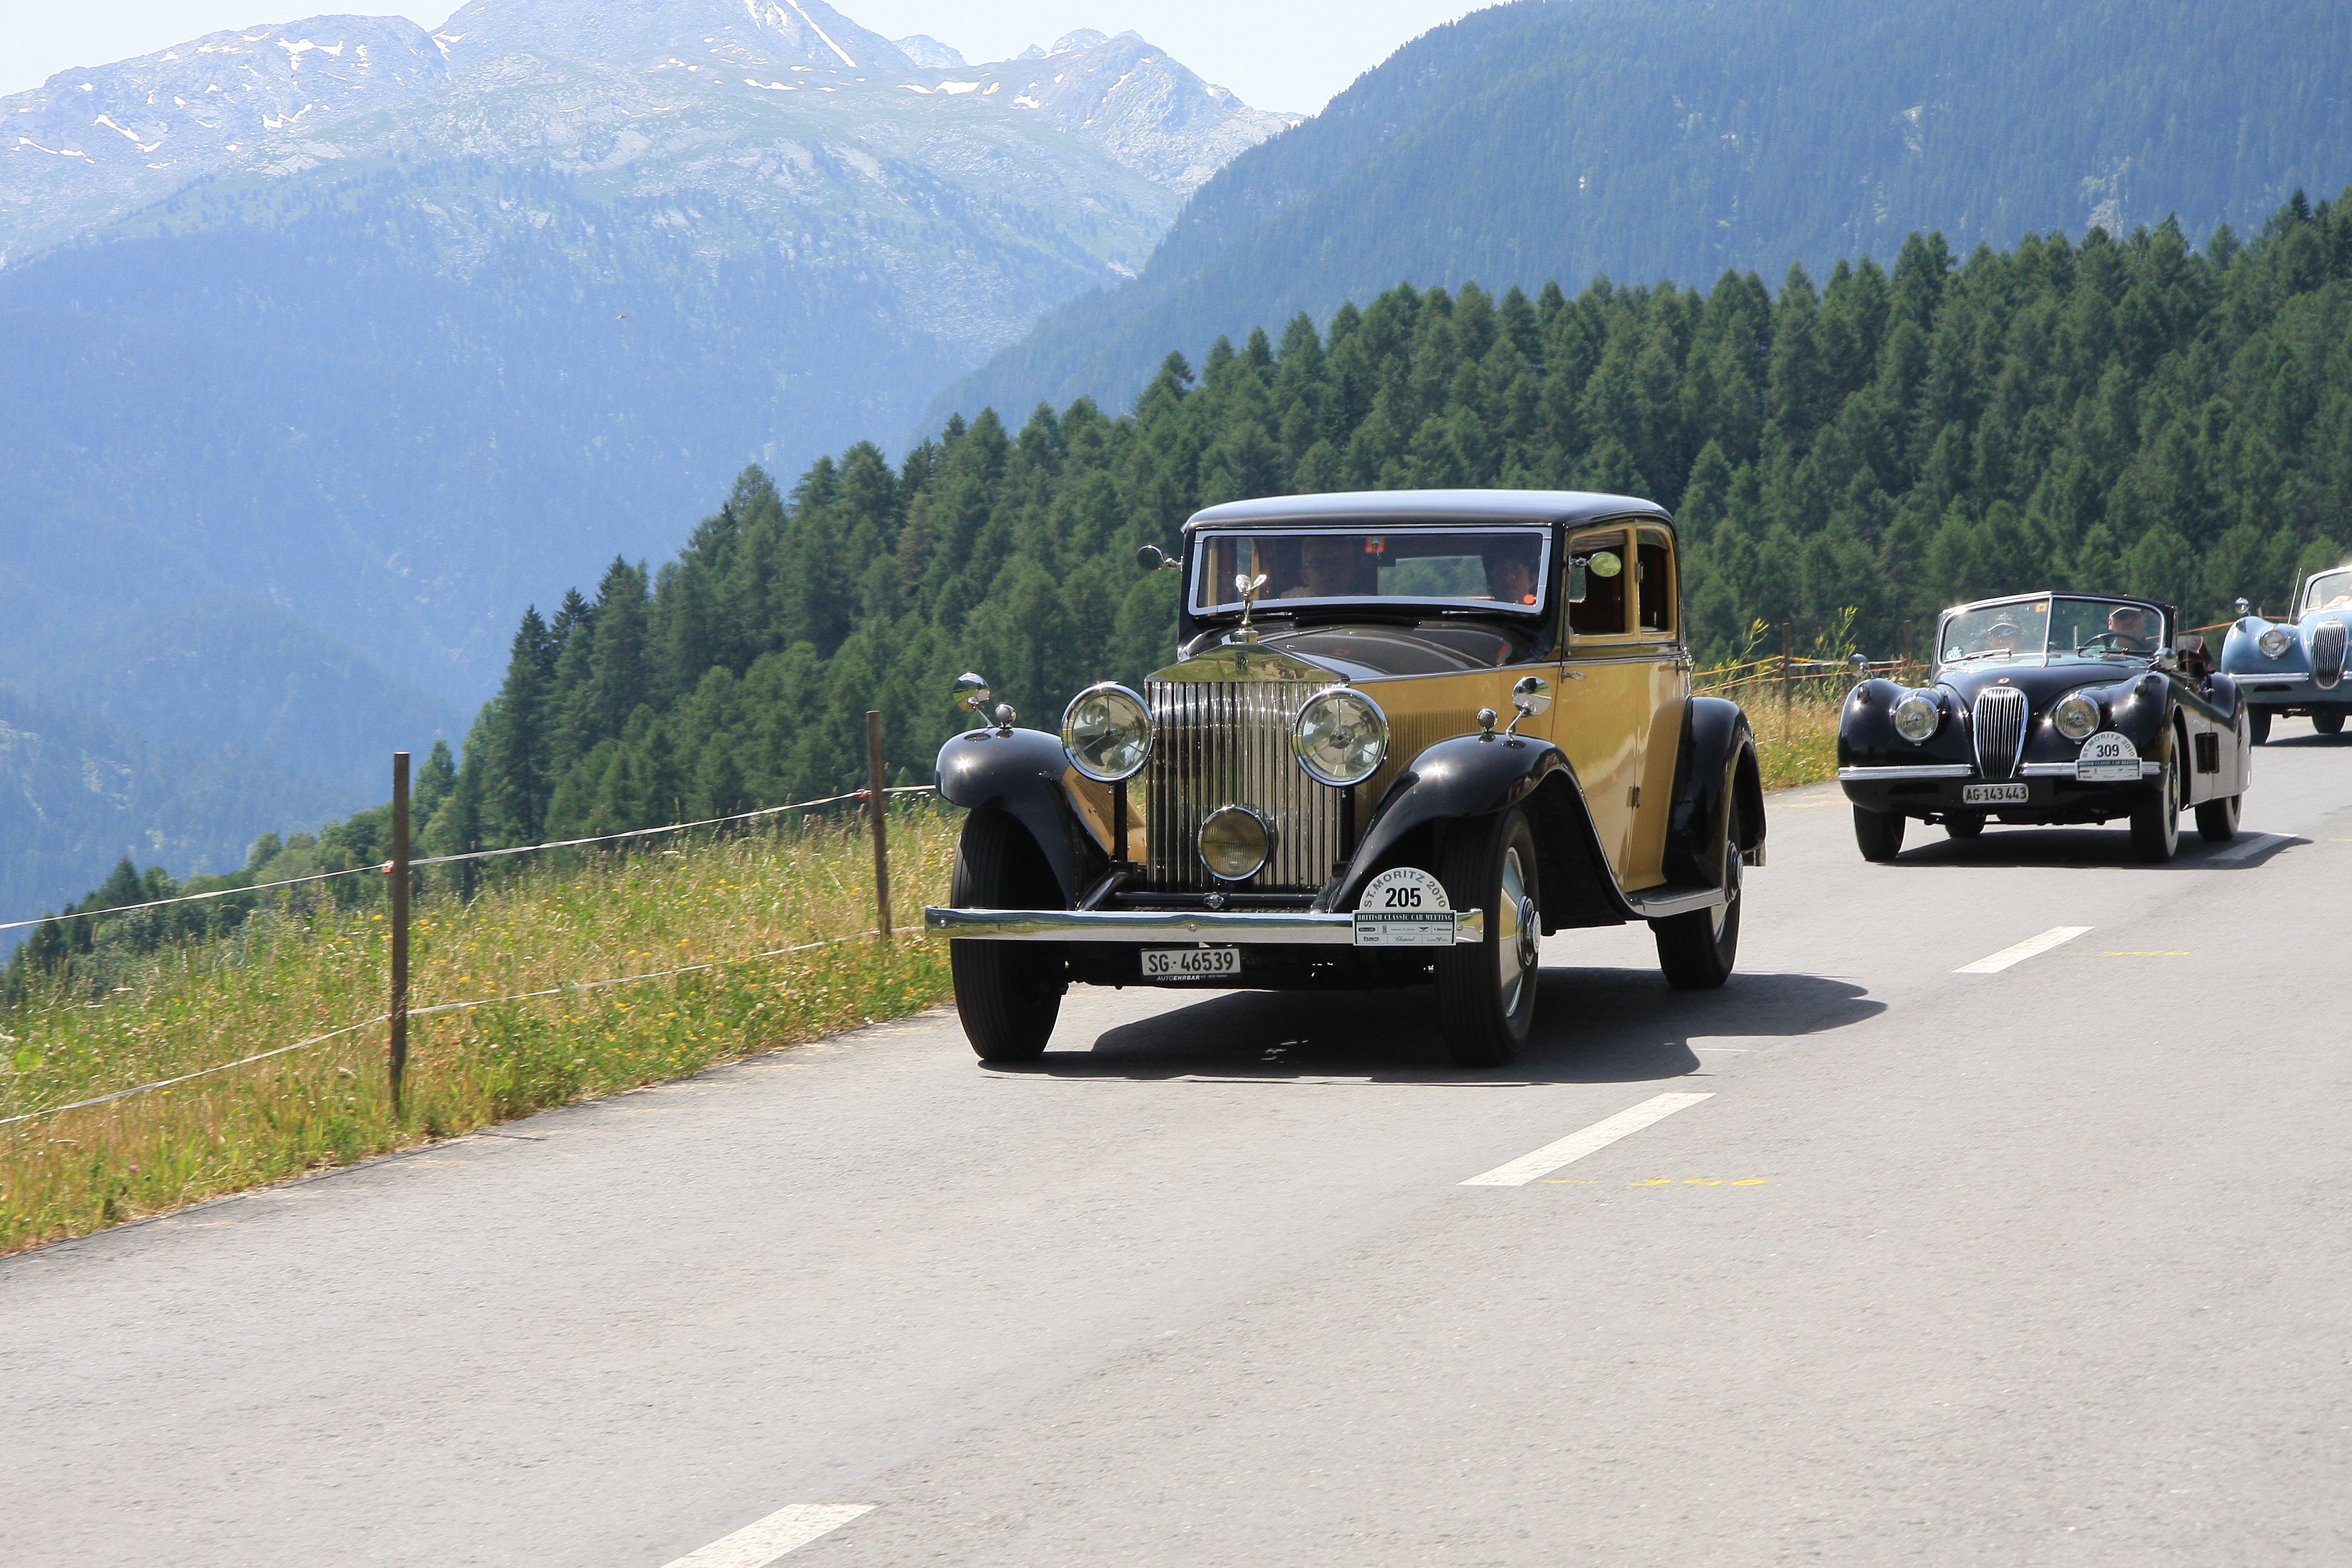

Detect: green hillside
932,0,2352,430
24,190,2352,930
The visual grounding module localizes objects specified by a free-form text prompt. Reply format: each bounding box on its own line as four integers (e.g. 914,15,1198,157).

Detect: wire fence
1,785,936,935
2,719,932,1134
0,929,916,1131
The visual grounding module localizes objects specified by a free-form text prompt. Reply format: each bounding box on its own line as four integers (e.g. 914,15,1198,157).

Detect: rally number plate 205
1353,866,1456,947
1141,947,1240,980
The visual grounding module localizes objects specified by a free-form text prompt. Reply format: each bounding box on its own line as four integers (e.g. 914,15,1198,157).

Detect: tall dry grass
0,806,957,1255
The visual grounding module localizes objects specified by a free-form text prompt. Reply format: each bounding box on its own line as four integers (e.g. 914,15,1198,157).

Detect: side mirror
1136,544,1179,572
953,671,991,722
2234,597,2251,618
1498,675,1551,739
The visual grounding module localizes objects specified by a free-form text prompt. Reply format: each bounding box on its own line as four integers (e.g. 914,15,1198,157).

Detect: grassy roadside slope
1,809,955,1253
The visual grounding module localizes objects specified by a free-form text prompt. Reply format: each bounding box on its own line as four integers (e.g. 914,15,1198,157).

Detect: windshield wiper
1944,648,2017,664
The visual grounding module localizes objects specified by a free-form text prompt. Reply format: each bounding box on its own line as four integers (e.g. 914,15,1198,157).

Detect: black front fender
935,728,1103,904
1665,697,1765,887
1334,734,1633,928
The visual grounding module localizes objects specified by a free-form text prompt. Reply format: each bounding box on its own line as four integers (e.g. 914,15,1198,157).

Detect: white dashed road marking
1956,925,2091,974
1461,1093,1714,1186
2210,832,2280,863
661,1504,875,1567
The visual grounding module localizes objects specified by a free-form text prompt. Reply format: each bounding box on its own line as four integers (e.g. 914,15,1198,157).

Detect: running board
1623,885,1728,920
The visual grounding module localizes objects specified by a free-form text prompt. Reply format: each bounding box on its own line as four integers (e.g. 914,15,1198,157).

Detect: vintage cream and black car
1838,592,2252,863
923,490,1768,1068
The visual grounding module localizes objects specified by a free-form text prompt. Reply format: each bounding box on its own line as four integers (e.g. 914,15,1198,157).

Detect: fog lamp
1198,805,1272,883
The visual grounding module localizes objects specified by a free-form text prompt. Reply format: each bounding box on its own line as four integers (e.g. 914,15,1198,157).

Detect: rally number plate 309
1142,947,1239,981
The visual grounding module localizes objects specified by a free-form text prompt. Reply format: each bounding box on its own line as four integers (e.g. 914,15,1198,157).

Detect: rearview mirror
1136,544,1179,572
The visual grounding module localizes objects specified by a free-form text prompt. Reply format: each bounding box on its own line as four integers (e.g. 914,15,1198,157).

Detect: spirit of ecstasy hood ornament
1233,571,1270,641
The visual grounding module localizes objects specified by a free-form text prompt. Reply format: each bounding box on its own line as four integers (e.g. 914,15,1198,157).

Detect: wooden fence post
866,710,892,941
1780,623,1794,744
389,751,410,1113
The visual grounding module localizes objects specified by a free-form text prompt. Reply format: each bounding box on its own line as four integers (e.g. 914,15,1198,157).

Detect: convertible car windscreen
1193,529,1549,614
2303,570,2352,613
1942,596,2168,663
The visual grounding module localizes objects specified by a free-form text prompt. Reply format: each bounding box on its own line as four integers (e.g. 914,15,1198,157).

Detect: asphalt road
8,724,2352,1566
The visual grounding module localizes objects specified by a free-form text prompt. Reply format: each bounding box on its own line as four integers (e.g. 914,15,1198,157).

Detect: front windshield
1191,528,1549,616
2303,569,2352,614
1940,596,2167,665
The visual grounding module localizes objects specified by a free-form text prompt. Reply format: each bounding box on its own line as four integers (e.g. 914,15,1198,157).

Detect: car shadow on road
1892,826,2308,870
1004,967,1881,1086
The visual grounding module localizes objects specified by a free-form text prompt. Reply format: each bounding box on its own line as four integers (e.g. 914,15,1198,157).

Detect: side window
1636,531,1674,635
1568,531,1630,637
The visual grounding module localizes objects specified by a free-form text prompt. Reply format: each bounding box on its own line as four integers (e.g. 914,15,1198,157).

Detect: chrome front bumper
924,907,1489,945
1838,762,2164,782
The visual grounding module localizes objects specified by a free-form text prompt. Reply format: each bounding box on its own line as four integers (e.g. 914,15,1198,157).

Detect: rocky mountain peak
930,30,1298,195
0,15,448,262
434,0,917,77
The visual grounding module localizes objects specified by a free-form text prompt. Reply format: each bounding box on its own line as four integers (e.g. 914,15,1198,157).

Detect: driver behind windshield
2104,604,2156,653
1279,535,1377,600
1482,540,1541,606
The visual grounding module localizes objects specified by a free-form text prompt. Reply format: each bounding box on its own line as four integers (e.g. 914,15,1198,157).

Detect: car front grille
1142,676,1343,892
1971,686,2028,779
2313,619,2347,690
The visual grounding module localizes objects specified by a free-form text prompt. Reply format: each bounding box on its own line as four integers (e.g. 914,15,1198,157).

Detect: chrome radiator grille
1142,678,1343,892
1971,685,2028,779
2313,619,2347,690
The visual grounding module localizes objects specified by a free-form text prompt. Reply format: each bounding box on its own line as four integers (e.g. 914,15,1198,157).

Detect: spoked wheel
2129,742,2183,863
2315,711,2347,737
2248,708,2272,745
948,808,1068,1062
1853,805,1907,861
1434,808,1541,1068
1654,798,1743,990
2195,791,2242,842
1944,812,1987,841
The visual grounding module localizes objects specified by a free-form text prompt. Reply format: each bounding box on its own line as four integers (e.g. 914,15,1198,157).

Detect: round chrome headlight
1292,686,1390,787
1198,805,1272,882
1892,691,1943,743
2051,691,2102,741
1060,683,1154,782
2259,626,2295,660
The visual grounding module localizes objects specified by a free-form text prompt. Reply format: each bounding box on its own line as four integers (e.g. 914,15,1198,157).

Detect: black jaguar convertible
1838,592,2252,863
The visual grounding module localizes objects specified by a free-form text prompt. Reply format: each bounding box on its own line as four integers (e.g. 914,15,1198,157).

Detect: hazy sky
0,1,1497,111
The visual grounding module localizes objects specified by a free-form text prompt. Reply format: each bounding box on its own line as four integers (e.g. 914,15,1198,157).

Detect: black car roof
1185,489,1670,532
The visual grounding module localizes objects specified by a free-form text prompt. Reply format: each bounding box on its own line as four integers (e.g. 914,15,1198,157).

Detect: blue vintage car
2220,564,2352,742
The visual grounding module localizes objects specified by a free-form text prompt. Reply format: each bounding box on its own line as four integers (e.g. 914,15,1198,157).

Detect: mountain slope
930,0,2352,427
0,686,354,941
